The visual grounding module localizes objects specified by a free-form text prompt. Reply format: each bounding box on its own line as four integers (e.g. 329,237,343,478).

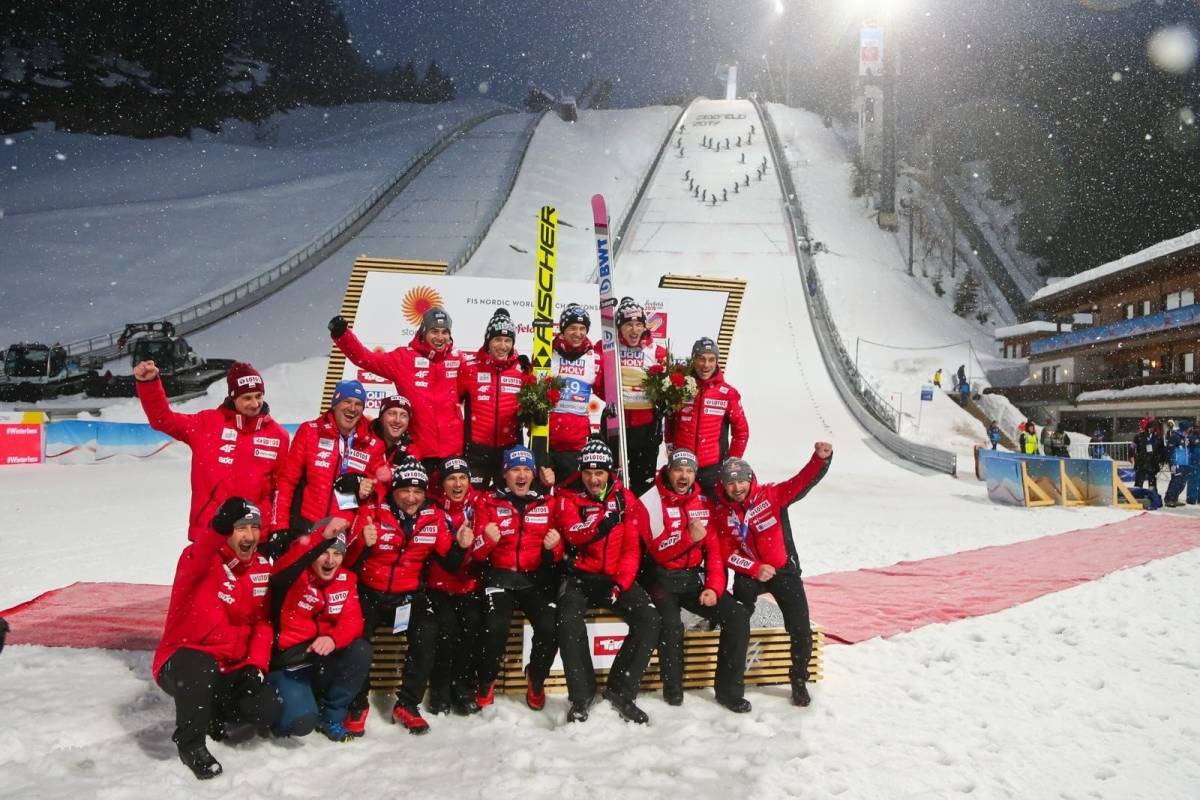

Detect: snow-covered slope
0,99,504,348
458,107,679,281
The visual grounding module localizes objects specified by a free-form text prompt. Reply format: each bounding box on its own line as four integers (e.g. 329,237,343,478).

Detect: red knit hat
378,394,412,416
226,362,265,398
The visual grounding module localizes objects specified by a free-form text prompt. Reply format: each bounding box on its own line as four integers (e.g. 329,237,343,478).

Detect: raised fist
814,441,833,461
133,360,159,382
328,316,349,339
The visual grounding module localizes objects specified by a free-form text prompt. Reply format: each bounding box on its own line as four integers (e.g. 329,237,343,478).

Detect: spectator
1133,418,1162,492
1164,420,1192,507
987,421,1001,450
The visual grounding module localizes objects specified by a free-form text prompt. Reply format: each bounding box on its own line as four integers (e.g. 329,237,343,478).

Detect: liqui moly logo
594,634,626,655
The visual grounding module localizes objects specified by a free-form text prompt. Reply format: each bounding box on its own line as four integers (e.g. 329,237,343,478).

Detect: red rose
522,372,537,386
546,388,561,405
648,364,666,376
669,372,685,387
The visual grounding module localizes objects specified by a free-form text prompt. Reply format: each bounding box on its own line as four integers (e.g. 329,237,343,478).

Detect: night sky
335,0,1200,108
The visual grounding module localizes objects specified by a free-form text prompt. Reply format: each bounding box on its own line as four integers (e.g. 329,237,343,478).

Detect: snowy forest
1,0,457,137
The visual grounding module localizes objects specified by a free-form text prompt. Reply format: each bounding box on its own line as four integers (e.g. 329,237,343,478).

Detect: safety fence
753,96,957,476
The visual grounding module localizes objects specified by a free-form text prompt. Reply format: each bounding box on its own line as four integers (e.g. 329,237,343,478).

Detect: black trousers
1134,462,1158,492
465,443,505,490
157,648,282,750
549,449,581,480
557,571,660,704
625,422,662,498
646,568,750,700
696,464,721,499
428,589,483,706
353,585,438,712
733,565,812,686
479,574,558,690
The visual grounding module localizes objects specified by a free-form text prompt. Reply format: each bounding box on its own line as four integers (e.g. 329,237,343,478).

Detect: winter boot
791,683,811,708
566,697,593,723
178,742,223,780
392,702,430,735
603,688,649,725
427,689,452,716
716,695,752,714
476,680,496,709
317,719,354,743
525,666,546,711
343,707,369,737
663,686,684,706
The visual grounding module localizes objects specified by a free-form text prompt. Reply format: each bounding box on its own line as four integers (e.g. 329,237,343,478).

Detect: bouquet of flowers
642,359,698,416
517,372,565,424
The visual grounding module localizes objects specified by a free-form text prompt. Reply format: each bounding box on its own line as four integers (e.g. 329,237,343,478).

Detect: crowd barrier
975,448,1141,510
44,420,301,464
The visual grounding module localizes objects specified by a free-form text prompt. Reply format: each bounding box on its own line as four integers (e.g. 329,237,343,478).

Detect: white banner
524,620,630,671
342,273,729,413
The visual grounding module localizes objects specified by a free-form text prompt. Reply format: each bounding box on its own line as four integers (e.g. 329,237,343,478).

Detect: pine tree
953,269,981,317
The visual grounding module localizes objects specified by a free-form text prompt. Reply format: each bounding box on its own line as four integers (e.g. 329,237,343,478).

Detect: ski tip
591,194,608,220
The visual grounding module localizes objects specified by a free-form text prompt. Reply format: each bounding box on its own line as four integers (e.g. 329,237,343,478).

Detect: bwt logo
593,635,626,655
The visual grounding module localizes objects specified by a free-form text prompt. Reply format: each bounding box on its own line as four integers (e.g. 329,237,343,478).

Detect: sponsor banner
345,274,728,417
523,620,630,671
0,415,44,465
44,421,301,465
859,26,884,76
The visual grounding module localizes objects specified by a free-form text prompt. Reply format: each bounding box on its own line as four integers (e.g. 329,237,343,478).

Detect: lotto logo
593,635,625,655
236,375,260,387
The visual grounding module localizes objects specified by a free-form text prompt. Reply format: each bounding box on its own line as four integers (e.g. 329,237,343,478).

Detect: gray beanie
692,337,720,359
422,306,452,331
719,457,753,484
668,448,698,470
329,531,348,555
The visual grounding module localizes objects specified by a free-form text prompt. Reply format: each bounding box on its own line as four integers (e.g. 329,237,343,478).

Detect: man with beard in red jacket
470,445,564,711
554,439,659,724
329,307,464,473
459,308,528,489
665,337,749,496
640,448,751,712
154,498,282,780
548,304,605,477
267,518,370,743
269,380,382,552
614,297,668,497
427,456,485,715
713,445,832,708
135,360,289,542
342,457,474,735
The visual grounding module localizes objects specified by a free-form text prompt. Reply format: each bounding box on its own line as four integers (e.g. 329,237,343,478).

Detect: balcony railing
1029,302,1200,356
986,371,1199,406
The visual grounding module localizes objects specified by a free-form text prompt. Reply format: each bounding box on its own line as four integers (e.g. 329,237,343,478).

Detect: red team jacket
713,453,831,576
428,488,482,594
152,529,273,681
618,333,668,429
549,335,605,453
137,377,290,541
348,503,455,595
334,329,465,459
554,478,643,591
459,348,525,449
666,369,749,469
272,412,384,531
471,489,565,572
639,470,726,594
271,531,364,652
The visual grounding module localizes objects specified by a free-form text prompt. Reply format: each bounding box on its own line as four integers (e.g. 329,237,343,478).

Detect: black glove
333,473,363,495
517,354,531,372
0,617,8,655
328,316,349,338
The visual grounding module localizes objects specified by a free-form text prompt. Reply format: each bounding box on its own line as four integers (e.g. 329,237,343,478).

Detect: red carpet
807,512,1200,644
3,513,1199,650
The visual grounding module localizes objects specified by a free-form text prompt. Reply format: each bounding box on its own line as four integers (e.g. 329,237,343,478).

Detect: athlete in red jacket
614,298,668,496
270,380,383,541
552,439,659,724
344,457,473,736
267,518,370,742
548,304,605,476
470,445,563,711
154,498,282,781
426,457,485,715
665,337,749,494
713,445,832,708
135,360,290,541
639,449,751,711
329,307,465,465
459,308,528,489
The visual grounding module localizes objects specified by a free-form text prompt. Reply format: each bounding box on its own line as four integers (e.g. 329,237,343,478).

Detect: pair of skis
527,196,629,480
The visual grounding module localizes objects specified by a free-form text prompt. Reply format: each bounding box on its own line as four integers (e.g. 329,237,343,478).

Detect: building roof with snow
1029,228,1200,310
993,321,1071,340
